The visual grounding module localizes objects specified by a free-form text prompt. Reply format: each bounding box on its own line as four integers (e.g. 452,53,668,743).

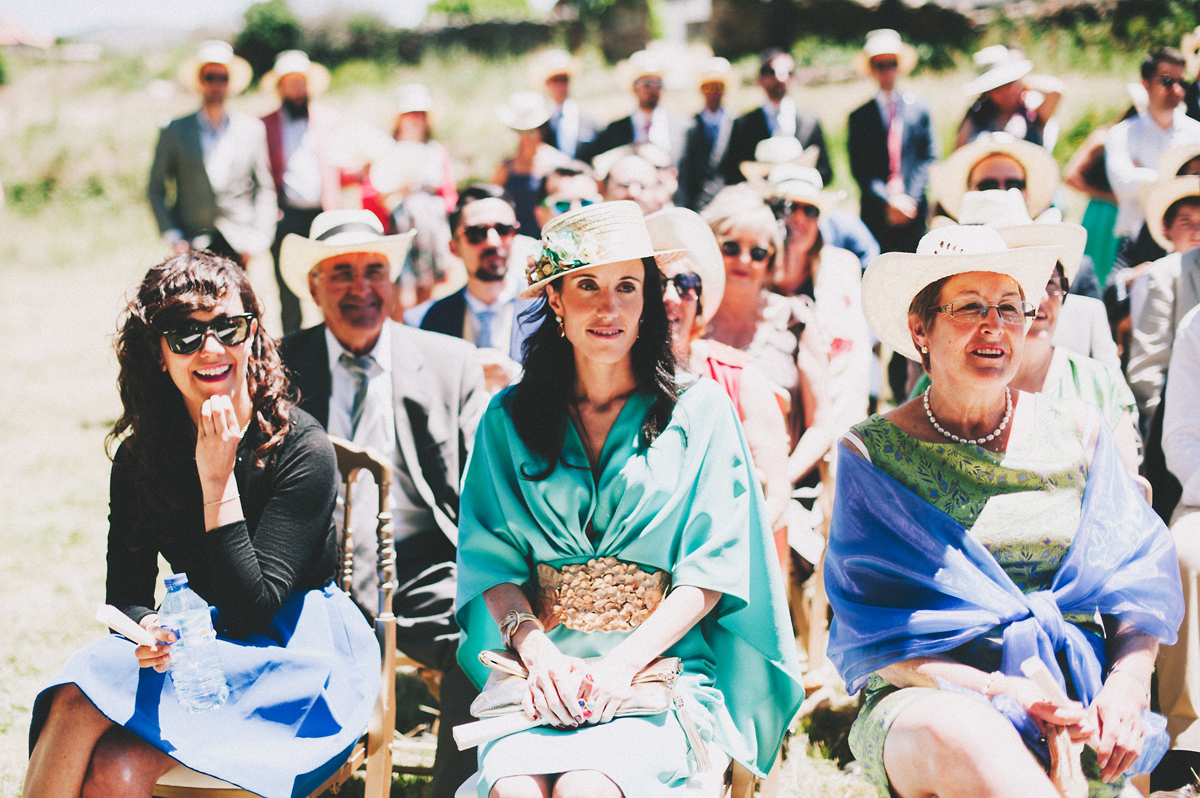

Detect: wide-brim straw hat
854,29,918,77
519,201,685,299
740,136,819,181
957,189,1086,280
1141,176,1200,251
368,140,430,196
756,163,838,219
396,83,433,115
696,56,733,89
178,40,252,96
260,50,331,98
862,224,1062,362
929,131,1058,221
620,49,666,87
1157,142,1200,179
530,49,579,85
496,90,551,131
1182,26,1200,77
963,45,1033,97
280,210,414,299
645,207,725,327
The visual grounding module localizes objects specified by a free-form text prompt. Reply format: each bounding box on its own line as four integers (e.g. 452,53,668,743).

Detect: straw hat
1182,26,1200,78
496,91,551,131
177,40,252,96
1157,142,1200,178
645,207,725,326
621,49,666,87
740,136,819,181
519,201,685,299
963,45,1032,97
260,50,331,98
280,210,415,299
757,164,837,219
396,83,433,114
929,132,1058,220
957,189,1086,280
854,29,918,77
696,56,733,90
530,49,579,85
861,225,1062,361
367,140,430,196
1140,176,1200,251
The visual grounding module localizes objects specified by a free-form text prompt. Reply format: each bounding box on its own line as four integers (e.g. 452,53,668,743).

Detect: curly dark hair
107,252,294,515
508,256,677,480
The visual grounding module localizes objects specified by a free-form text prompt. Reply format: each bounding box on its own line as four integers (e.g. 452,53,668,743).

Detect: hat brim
178,54,253,96
995,223,1087,281
963,60,1033,97
740,147,819,181
1141,176,1200,251
645,207,726,327
260,63,332,98
752,177,837,219
861,242,1062,361
517,248,687,300
929,136,1058,220
1156,142,1200,179
854,44,918,77
280,230,415,301
496,105,550,131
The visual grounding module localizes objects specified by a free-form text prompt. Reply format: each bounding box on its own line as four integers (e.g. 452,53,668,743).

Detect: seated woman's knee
81,727,170,798
893,691,1024,765
552,770,622,798
490,774,551,798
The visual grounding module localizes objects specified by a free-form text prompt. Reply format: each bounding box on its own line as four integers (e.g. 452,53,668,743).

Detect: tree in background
235,0,304,79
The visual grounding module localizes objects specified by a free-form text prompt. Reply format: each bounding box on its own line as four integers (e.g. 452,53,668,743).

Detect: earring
920,345,928,354
556,315,564,337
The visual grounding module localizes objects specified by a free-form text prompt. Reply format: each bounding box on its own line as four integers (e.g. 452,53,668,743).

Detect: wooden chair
154,435,399,798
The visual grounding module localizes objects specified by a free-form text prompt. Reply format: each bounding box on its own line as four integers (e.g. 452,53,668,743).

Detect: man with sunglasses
721,49,833,189
581,50,686,167
147,40,276,269
417,186,540,392
278,210,487,798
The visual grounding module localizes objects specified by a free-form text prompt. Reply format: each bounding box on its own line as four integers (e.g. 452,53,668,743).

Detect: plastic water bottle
159,573,229,713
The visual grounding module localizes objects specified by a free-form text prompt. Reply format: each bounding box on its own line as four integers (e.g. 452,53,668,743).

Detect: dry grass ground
0,41,1143,797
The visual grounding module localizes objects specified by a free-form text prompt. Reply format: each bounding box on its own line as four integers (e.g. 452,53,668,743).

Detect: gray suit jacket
147,111,277,255
1128,248,1200,417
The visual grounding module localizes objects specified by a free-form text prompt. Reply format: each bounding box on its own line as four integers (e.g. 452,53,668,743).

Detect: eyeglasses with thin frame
462,222,519,245
720,240,771,261
200,72,230,84
322,261,391,286
161,313,255,355
662,272,702,300
934,299,1036,325
973,178,1027,192
543,197,597,215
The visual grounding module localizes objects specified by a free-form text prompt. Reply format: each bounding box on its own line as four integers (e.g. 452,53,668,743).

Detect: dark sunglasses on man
161,313,255,355
543,197,597,215
462,222,519,245
767,198,820,221
1158,75,1185,89
662,272,702,300
720,241,771,262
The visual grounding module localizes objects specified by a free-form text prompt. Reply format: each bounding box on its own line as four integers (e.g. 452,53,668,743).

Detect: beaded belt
534,557,670,634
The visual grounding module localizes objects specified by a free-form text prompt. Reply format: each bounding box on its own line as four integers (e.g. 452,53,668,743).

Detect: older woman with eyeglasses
824,225,1182,798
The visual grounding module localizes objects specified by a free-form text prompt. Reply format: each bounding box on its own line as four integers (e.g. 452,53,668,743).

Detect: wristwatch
499,611,544,650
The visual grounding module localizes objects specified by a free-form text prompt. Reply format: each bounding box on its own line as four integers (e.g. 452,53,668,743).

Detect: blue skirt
30,585,381,798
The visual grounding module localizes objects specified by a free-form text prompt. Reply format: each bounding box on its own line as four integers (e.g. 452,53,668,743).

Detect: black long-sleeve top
106,408,338,640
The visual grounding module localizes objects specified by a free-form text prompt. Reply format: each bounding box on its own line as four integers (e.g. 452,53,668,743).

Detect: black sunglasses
767,198,820,220
201,72,230,84
1158,76,1185,89
161,313,255,355
973,178,1027,192
462,222,519,245
720,240,771,261
871,59,899,71
663,272,702,299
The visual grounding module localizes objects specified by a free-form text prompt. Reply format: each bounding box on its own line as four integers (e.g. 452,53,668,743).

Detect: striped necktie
338,352,374,437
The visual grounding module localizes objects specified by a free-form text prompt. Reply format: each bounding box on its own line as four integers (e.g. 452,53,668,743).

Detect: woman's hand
579,657,638,724
196,394,242,496
517,632,588,728
133,616,176,673
989,674,1093,739
1088,672,1148,782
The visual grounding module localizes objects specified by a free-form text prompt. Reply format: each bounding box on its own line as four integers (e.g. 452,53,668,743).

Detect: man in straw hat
584,49,687,166
677,56,735,211
147,40,276,267
278,210,487,798
848,29,937,255
260,50,340,335
532,49,599,161
722,48,833,189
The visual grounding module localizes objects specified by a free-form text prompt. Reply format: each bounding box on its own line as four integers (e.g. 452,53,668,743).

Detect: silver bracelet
1108,664,1151,707
204,493,240,507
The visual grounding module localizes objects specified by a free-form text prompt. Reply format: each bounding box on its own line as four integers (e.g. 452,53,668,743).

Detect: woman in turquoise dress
454,201,804,797
825,224,1182,798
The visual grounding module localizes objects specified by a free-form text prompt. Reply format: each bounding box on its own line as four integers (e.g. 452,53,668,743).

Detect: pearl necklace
923,386,1012,446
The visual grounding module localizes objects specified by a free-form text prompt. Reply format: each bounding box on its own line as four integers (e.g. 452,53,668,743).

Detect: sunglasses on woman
663,272,702,300
973,178,1026,192
720,241,771,262
767,198,820,220
462,222,519,245
161,313,255,355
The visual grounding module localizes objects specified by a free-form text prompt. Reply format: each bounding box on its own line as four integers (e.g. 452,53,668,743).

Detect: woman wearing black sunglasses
24,252,379,798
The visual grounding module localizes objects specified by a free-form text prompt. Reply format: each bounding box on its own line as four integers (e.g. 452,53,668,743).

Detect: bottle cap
164,573,189,589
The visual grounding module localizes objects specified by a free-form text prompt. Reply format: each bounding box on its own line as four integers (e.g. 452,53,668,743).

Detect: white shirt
1105,107,1200,237
324,320,432,543
551,98,580,159
280,109,323,209
197,108,241,199
1164,304,1200,507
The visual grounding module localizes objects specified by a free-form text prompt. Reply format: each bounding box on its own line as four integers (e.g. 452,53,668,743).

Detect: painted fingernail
584,674,594,682
582,709,592,718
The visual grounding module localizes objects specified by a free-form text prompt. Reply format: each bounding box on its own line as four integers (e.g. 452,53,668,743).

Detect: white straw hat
740,136,819,181
696,56,733,89
520,201,685,299
756,164,837,219
1140,176,1200,251
861,225,1062,361
495,90,551,131
645,207,725,326
854,29,918,77
396,83,433,114
177,40,252,96
929,131,1058,220
1157,142,1200,178
963,45,1032,96
260,50,331,97
529,49,579,85
957,189,1086,280
621,49,666,86
280,210,414,299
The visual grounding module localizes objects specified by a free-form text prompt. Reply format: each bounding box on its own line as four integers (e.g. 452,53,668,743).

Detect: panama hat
621,49,666,87
854,29,918,77
530,49,579,85
929,132,1058,221
178,40,252,96
1182,26,1200,78
740,136,819,181
861,225,1062,361
1140,176,1200,251
520,201,685,299
1157,142,1200,179
696,56,733,90
396,83,433,114
280,210,415,299
963,45,1033,97
496,91,551,131
957,189,1086,280
645,207,725,326
757,164,837,219
260,50,331,98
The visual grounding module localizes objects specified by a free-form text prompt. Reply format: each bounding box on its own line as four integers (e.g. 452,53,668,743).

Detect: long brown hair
107,252,294,514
